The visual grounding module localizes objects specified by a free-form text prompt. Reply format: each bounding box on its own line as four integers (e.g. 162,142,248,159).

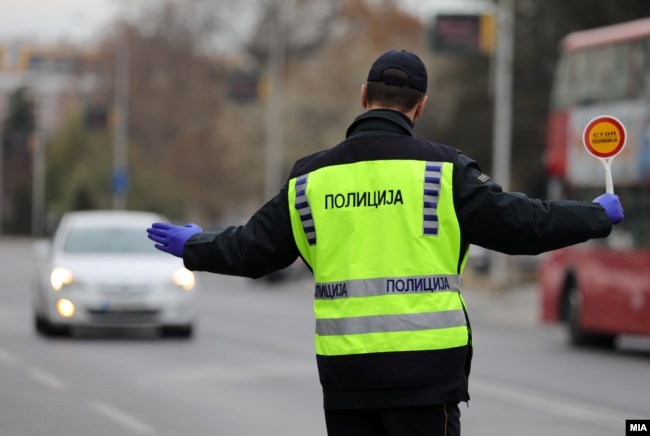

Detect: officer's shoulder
416,137,462,160
289,149,331,178
421,140,480,172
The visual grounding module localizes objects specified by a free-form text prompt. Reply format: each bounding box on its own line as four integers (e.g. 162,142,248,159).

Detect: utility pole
490,0,514,286
31,92,55,237
112,43,129,210
31,118,46,236
0,95,5,236
264,0,285,201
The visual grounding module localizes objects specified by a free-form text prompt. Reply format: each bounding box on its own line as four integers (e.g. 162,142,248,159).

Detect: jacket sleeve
453,153,613,255
182,183,300,278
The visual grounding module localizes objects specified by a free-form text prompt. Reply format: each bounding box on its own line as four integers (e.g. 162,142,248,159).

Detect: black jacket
185,109,611,276
183,109,612,409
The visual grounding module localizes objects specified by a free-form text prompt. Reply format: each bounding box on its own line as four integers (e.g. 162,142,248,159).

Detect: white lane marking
0,347,19,366
25,366,66,391
471,379,646,429
89,400,156,435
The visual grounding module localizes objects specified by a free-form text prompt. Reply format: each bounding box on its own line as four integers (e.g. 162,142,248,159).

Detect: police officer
147,50,624,436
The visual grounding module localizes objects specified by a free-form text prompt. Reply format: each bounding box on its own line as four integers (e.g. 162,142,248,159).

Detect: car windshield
63,227,158,254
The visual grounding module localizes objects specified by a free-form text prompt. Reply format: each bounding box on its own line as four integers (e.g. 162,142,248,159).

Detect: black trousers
324,403,461,436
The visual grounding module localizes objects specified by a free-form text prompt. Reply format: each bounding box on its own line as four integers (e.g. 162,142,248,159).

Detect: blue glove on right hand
146,222,203,257
593,193,624,224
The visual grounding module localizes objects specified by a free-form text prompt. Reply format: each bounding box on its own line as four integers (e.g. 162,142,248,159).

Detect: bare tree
87,0,263,220
247,0,342,63
82,0,432,221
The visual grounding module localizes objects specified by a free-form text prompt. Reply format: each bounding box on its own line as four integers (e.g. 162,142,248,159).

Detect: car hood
49,253,186,284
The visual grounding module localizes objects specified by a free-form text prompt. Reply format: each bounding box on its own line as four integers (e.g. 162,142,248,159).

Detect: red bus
539,18,650,348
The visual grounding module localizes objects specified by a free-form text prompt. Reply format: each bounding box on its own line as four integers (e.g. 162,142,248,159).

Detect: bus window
575,49,594,104
610,43,631,101
627,40,645,99
640,39,650,98
550,56,571,109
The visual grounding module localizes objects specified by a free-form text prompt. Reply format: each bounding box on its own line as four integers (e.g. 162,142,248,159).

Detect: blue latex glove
146,222,202,257
593,193,624,224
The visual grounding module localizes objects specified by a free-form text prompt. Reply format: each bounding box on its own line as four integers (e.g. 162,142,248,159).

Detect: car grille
96,283,152,293
86,309,160,325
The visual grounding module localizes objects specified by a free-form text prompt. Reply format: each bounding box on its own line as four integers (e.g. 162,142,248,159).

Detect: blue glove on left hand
593,193,624,224
146,222,203,257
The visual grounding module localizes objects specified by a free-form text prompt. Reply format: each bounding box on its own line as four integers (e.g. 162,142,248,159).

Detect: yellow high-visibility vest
288,159,470,358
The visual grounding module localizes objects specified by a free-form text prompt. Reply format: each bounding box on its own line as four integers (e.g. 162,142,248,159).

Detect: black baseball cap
367,50,428,93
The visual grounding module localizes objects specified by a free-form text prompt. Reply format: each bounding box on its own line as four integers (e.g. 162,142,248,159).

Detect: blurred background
1,2,650,435
0,0,647,235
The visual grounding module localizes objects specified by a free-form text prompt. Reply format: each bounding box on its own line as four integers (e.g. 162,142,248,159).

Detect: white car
32,210,197,338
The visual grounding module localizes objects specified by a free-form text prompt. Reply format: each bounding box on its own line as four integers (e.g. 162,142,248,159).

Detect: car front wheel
159,324,193,339
34,314,71,338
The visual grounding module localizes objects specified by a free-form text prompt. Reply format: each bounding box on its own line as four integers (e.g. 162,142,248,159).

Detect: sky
0,0,123,43
0,0,492,44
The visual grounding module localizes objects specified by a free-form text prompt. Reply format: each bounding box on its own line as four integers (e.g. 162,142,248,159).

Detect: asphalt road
1,236,648,436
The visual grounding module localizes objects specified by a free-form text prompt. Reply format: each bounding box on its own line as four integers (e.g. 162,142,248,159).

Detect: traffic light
429,14,496,56
227,72,260,103
84,104,109,130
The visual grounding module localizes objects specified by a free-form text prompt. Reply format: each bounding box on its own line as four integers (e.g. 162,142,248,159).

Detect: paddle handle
603,159,614,194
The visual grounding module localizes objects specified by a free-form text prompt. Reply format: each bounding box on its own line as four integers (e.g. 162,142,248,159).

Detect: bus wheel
566,286,616,349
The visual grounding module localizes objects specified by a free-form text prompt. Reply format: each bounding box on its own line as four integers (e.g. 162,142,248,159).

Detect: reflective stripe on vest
423,162,442,235
314,275,462,300
316,310,466,336
316,312,468,356
295,175,316,245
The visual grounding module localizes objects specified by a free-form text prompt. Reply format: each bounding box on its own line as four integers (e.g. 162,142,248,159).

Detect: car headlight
172,268,195,291
56,298,75,318
50,267,74,291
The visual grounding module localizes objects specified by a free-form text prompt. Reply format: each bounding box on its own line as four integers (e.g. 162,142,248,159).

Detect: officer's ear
414,96,428,120
361,84,369,109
